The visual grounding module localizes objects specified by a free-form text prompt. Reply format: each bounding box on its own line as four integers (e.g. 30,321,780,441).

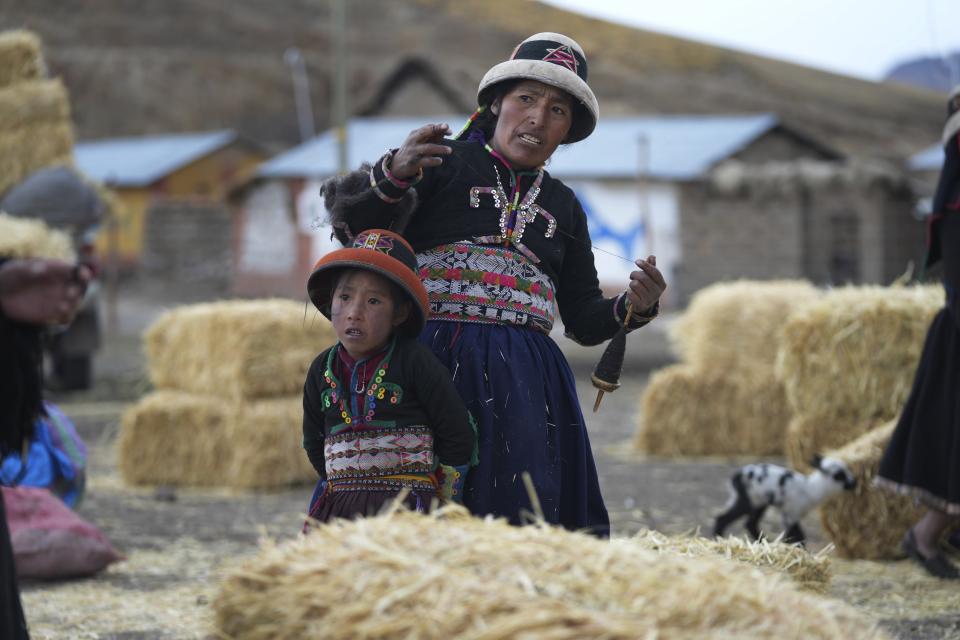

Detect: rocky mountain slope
1,0,945,159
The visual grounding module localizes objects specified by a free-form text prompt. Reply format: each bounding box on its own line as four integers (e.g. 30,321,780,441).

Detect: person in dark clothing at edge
876,85,960,579
320,33,667,537
0,256,91,639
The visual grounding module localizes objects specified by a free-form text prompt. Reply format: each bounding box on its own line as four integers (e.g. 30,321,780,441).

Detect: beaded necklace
469,145,556,262
322,338,399,426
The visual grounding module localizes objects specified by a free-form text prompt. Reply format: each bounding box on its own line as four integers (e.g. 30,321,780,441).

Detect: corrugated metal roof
908,143,943,172
257,114,781,181
74,130,237,187
257,117,460,179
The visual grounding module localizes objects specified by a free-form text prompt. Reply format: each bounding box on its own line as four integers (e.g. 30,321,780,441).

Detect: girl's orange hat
307,229,428,336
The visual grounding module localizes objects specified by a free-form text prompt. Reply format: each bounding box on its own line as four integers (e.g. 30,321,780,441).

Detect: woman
322,33,666,536
1,256,91,639
876,86,960,579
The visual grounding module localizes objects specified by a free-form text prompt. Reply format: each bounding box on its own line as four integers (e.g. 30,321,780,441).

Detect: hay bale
0,211,75,261
776,285,944,424
0,30,45,88
783,413,895,471
819,420,923,560
118,390,315,489
0,121,74,197
0,79,71,132
631,529,831,593
670,279,820,382
635,364,791,456
213,508,888,639
0,79,74,195
145,299,336,400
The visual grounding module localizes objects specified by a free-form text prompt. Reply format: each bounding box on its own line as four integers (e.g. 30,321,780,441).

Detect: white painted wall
566,180,680,295
238,182,296,275
297,178,342,263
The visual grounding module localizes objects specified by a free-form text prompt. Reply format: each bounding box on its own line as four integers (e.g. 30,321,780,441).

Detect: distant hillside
1,0,946,160
884,52,960,94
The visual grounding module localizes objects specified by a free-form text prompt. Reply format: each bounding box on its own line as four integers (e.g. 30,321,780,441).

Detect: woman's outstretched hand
626,255,666,313
390,123,452,180
0,258,91,326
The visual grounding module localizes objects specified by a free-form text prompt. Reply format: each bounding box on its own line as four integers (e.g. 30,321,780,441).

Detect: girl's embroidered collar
324,336,398,388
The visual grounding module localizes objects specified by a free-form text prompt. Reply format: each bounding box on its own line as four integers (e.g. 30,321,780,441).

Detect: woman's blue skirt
419,320,609,536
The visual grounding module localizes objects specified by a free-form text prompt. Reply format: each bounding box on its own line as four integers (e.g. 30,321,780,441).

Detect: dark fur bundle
320,163,418,246
0,317,44,456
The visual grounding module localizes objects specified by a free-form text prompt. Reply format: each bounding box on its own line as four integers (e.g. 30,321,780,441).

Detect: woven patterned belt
417,243,556,334
324,426,435,492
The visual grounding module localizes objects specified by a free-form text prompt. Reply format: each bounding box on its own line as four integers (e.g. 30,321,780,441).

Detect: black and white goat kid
712,454,856,546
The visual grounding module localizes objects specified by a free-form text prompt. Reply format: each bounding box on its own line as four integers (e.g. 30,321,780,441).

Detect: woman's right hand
390,123,452,180
0,258,91,326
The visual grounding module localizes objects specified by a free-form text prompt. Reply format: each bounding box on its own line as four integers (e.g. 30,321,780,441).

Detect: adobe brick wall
674,183,805,305
139,201,234,300
673,170,922,305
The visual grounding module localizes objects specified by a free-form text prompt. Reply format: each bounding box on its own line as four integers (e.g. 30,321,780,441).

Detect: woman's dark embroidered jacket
326,139,653,346
301,337,475,480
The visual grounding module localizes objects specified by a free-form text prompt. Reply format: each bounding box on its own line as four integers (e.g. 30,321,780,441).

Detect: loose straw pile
635,280,819,456
119,299,335,489
0,211,75,261
631,528,832,593
819,419,923,559
776,285,943,468
213,507,887,639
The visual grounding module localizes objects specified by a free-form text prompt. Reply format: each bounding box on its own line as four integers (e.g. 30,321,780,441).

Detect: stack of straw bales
118,299,336,489
776,285,944,469
0,30,74,196
0,211,75,261
820,419,923,559
213,508,888,639
775,285,943,558
635,280,820,456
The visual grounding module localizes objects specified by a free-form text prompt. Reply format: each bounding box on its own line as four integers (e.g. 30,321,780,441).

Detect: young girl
302,229,475,522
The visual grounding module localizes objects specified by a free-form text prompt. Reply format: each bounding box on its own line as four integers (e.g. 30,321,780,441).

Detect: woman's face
489,81,573,170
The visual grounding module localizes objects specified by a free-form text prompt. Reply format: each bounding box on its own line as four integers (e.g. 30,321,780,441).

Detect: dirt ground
16,289,960,639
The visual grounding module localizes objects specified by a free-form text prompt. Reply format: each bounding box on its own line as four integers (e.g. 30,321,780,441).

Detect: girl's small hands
391,123,452,180
626,254,666,312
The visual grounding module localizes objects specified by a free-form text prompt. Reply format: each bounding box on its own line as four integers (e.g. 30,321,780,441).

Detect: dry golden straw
0,211,75,261
0,30,45,88
635,280,819,457
784,414,888,471
0,79,71,132
145,299,336,400
631,528,832,593
776,285,944,425
819,419,923,560
0,121,74,196
671,279,820,383
635,363,792,456
118,390,315,489
213,507,888,639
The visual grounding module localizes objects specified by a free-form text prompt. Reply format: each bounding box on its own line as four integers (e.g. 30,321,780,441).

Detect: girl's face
489,80,574,170
330,270,408,360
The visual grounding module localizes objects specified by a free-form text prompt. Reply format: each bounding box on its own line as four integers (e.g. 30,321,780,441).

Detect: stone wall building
232,112,925,308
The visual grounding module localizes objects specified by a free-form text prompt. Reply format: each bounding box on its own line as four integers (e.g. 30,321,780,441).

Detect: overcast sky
541,0,960,83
